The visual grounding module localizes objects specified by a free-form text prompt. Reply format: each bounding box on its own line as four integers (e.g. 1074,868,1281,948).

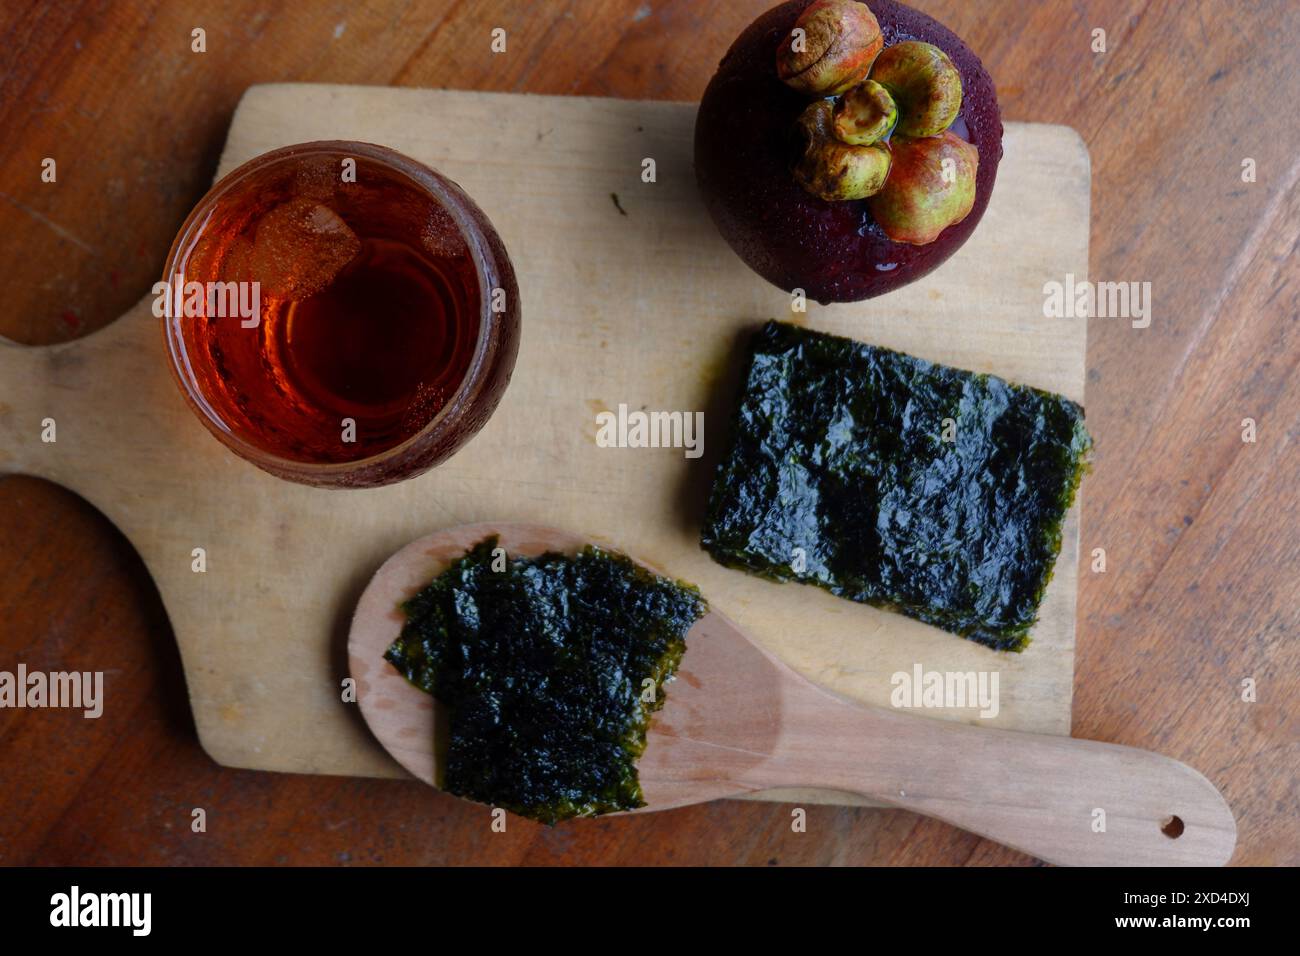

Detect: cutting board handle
782,701,1237,866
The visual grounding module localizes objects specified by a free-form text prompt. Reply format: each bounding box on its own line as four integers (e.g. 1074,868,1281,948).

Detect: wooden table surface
1,0,1296,867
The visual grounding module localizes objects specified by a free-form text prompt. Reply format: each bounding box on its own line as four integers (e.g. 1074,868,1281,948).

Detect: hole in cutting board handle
1161,814,1185,839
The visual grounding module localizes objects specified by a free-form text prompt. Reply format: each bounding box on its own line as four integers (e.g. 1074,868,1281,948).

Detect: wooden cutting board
0,85,1089,806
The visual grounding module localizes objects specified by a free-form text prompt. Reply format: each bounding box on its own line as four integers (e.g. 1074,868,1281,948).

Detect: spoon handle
780,701,1236,866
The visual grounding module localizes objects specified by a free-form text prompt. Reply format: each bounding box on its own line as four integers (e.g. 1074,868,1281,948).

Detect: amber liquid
177,152,481,464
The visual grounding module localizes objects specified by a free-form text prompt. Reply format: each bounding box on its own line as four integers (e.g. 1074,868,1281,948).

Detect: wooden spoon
348,523,1236,866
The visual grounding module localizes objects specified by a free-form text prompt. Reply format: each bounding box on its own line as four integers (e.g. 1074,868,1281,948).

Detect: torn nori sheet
385,536,707,823
701,321,1091,651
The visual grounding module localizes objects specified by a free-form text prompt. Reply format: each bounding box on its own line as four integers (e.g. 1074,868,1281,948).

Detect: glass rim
161,139,502,482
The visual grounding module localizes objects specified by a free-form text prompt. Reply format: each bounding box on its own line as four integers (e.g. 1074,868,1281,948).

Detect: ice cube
291,156,340,204
250,197,361,300
421,203,468,260
221,234,255,284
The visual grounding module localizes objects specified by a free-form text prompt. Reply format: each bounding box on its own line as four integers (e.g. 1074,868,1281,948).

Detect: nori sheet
385,536,707,823
701,321,1091,651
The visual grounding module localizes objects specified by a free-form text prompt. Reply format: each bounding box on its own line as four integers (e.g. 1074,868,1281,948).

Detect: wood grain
1,0,1296,866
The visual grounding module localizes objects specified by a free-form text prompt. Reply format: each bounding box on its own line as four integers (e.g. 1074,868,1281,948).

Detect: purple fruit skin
695,0,1003,303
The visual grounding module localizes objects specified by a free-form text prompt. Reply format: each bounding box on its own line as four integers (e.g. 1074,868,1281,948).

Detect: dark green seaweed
701,321,1091,652
385,536,707,823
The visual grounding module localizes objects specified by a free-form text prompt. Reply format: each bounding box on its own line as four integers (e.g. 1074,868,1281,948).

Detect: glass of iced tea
160,141,520,488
